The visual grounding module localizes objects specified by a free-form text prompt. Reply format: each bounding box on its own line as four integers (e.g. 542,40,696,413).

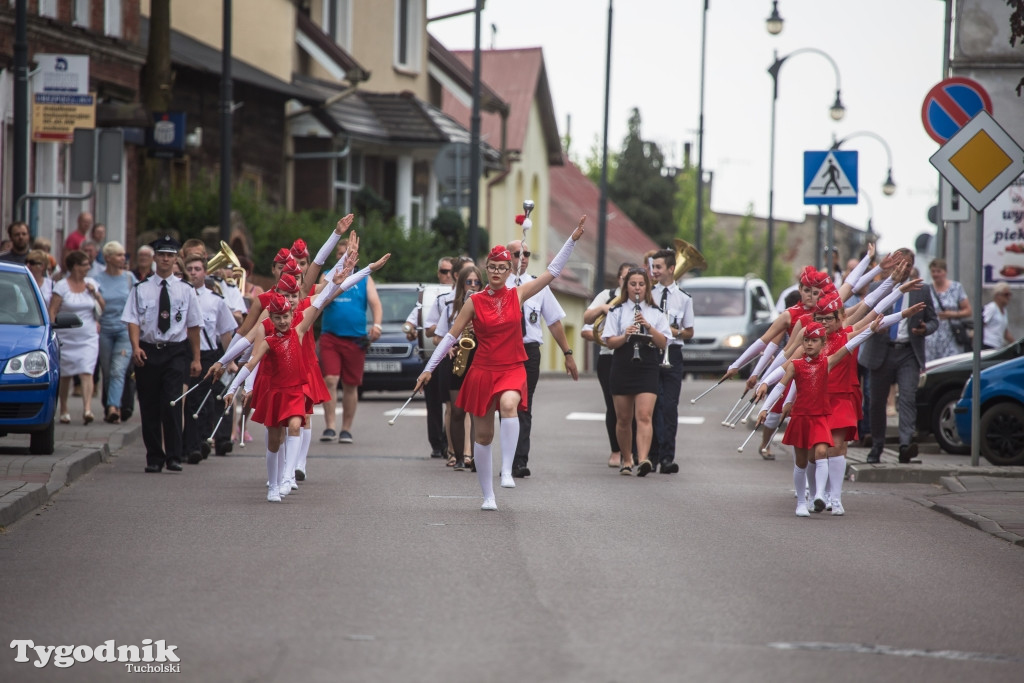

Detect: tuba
592,290,624,347
673,238,707,280
207,241,243,290
452,322,476,377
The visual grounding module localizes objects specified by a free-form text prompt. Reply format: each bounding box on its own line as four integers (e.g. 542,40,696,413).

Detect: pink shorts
319,334,366,387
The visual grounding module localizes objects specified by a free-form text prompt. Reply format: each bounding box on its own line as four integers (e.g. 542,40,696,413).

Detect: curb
926,497,1024,547
0,423,141,530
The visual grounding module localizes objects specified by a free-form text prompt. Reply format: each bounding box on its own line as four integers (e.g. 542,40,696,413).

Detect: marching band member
600,267,670,477
415,217,586,511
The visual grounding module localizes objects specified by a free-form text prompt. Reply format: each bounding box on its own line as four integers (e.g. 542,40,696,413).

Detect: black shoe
295,469,306,481
120,410,133,422
165,460,183,472
636,460,654,477
453,457,466,471
866,446,882,464
898,443,919,464
200,443,211,460
144,464,163,473
214,441,233,456
660,462,679,474
512,466,530,478
430,449,444,459
187,451,203,465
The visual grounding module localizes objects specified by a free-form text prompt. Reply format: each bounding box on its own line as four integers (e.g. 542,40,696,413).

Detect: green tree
609,109,676,247
578,133,616,187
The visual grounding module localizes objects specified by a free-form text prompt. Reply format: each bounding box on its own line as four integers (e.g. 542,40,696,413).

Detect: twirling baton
238,410,247,449
721,390,749,426
387,391,418,426
737,426,761,453
170,379,206,406
207,397,234,444
738,397,762,426
761,424,783,456
726,396,755,428
691,378,726,404
191,387,214,419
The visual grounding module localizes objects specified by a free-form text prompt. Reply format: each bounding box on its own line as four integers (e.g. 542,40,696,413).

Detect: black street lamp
765,47,845,294
766,0,784,35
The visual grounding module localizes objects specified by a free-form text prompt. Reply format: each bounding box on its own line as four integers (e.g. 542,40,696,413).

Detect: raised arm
517,215,586,303
302,214,353,298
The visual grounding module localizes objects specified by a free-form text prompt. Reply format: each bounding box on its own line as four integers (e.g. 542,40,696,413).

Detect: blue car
0,262,80,455
954,354,1024,466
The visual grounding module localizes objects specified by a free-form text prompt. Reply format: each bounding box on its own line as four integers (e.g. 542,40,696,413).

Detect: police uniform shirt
600,300,671,342
425,290,455,331
195,284,237,351
506,273,566,344
121,275,203,344
651,282,695,347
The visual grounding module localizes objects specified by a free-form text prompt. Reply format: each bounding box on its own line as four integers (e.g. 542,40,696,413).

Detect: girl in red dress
416,216,587,511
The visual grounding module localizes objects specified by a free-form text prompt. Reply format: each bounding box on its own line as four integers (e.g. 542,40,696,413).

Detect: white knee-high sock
806,465,816,500
475,442,494,502
298,425,311,474
499,417,519,477
266,446,280,490
282,435,300,488
814,459,829,500
828,456,847,502
793,466,807,505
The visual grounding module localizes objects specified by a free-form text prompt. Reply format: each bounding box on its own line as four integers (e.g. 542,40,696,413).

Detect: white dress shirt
121,275,203,344
195,285,238,351
651,282,695,347
506,273,565,344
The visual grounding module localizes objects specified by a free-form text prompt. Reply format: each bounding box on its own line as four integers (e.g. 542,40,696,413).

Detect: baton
387,391,417,426
191,387,214,419
238,411,247,449
170,379,206,406
721,390,749,426
761,424,783,456
691,378,726,404
206,398,233,444
726,398,754,428
738,398,761,426
737,426,760,453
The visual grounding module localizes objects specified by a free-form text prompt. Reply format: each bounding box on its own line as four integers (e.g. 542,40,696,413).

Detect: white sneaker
795,502,810,517
825,495,833,511
500,473,516,488
481,498,497,511
278,480,291,497
267,486,281,503
831,500,845,516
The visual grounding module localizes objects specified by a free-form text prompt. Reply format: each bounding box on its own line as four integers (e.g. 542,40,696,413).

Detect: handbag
935,290,972,350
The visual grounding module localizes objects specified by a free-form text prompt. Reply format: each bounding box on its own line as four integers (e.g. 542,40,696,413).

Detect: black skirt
441,346,476,392
609,341,660,395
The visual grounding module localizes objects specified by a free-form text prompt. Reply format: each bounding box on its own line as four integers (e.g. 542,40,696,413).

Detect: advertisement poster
983,174,1024,286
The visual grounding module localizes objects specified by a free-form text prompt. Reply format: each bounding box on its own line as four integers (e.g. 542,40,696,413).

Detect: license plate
684,352,716,360
364,361,401,373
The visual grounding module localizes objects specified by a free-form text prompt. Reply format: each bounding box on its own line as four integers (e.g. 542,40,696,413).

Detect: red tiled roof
547,157,659,296
427,35,508,115
441,48,562,165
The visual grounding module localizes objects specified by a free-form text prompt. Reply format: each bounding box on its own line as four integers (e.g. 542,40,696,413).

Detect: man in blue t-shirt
319,237,382,443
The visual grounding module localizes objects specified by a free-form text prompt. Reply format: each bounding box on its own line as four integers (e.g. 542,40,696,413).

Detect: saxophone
453,321,476,377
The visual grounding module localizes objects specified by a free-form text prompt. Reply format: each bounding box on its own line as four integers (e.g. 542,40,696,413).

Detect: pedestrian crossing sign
803,150,858,205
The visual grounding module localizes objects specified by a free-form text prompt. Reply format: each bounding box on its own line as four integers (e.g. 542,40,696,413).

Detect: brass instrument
453,322,476,377
673,238,707,280
207,241,243,289
592,290,624,347
660,314,675,368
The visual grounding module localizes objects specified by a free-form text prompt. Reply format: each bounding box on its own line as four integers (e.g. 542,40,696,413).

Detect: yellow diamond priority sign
930,110,1024,212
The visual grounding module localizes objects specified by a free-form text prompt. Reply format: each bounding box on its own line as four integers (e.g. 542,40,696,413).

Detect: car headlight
724,334,746,349
4,351,49,379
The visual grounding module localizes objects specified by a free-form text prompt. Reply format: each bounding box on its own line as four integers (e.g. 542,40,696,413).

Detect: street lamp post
595,0,613,296
766,47,845,294
695,0,709,256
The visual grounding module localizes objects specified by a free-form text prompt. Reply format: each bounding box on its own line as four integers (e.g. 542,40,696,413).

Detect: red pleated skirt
455,363,527,417
251,384,312,428
827,391,860,442
782,414,834,449
304,356,331,405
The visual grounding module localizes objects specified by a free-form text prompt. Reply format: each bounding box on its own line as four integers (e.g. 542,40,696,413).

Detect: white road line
566,411,704,425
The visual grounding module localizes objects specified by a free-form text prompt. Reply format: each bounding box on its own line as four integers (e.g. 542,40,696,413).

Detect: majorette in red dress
770,302,815,416
781,353,834,449
825,325,861,441
455,285,529,417
250,316,313,428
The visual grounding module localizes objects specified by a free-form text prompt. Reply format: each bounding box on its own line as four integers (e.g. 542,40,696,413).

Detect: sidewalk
0,405,141,529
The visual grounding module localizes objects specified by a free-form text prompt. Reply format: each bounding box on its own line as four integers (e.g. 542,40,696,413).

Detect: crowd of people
0,210,1020,513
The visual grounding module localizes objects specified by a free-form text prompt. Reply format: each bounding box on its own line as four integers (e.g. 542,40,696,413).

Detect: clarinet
632,293,645,363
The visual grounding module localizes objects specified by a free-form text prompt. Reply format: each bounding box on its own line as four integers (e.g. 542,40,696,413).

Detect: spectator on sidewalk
983,283,1015,349
926,258,971,361
0,221,31,264
131,245,155,282
65,212,92,255
93,241,137,423
25,249,53,306
91,224,107,266
49,250,104,425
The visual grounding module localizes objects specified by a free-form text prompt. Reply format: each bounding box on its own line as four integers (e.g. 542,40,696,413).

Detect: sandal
59,413,71,424
619,465,633,476
83,412,95,425
446,453,456,467
760,446,775,461
104,408,120,423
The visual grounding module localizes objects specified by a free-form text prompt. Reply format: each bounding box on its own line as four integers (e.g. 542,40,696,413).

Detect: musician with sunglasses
505,239,579,479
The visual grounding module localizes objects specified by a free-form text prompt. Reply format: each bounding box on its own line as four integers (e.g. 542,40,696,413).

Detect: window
105,0,122,38
73,0,90,28
322,0,351,49
38,0,57,18
393,0,422,71
334,151,364,214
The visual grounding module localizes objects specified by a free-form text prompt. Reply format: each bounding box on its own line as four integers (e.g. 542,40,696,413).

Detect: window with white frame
74,0,90,28
105,0,123,38
393,0,422,72
39,0,57,18
334,150,364,214
322,0,352,49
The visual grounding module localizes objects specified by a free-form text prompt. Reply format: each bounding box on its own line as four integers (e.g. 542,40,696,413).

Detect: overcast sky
427,0,951,255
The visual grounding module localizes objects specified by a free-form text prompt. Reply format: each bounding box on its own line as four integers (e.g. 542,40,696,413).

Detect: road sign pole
971,208,982,467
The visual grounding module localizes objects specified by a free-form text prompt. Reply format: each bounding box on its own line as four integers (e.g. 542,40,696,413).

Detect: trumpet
453,322,475,377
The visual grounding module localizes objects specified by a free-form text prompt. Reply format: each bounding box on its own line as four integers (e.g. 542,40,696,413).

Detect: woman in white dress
982,282,1015,349
48,250,104,424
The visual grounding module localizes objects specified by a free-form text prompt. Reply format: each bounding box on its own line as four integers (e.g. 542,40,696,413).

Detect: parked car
0,263,81,454
915,340,1023,454
954,354,1024,466
679,275,776,376
360,283,427,393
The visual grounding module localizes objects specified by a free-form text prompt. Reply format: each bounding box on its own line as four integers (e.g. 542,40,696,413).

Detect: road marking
770,642,1024,664
566,411,705,425
428,495,479,499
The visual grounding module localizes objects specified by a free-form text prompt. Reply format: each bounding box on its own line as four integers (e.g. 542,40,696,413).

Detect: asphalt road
1,376,1022,683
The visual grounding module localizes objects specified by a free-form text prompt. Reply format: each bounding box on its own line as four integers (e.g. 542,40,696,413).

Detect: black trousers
596,353,619,452
424,360,447,453
513,342,542,469
183,350,230,457
136,341,189,468
650,346,684,466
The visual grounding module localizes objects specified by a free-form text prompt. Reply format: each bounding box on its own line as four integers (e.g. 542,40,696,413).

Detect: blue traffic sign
803,150,858,205
921,77,993,144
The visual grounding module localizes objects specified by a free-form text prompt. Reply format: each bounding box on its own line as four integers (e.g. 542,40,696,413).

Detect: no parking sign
921,77,993,144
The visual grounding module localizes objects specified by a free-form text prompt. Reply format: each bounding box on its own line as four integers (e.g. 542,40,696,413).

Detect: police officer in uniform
505,240,578,478
649,248,695,474
122,236,203,472
183,254,238,462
